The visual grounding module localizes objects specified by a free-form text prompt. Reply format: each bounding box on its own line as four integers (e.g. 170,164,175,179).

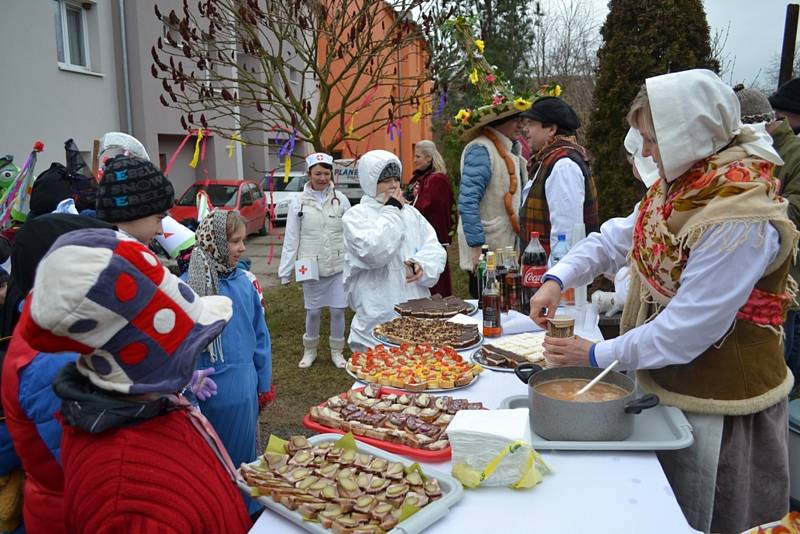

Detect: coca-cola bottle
522,231,547,316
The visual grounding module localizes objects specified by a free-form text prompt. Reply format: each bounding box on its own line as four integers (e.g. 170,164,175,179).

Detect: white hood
646,69,782,182
357,150,402,198
624,128,660,187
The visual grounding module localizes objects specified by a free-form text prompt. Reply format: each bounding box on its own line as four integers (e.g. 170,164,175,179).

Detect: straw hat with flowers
447,16,561,141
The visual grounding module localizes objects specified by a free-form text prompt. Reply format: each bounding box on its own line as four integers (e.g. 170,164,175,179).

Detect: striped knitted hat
96,155,175,223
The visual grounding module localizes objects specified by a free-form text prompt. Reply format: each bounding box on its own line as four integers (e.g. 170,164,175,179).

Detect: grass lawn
259,245,470,441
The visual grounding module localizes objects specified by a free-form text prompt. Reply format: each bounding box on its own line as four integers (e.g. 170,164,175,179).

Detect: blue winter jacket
457,144,492,247
185,268,271,514
12,352,78,468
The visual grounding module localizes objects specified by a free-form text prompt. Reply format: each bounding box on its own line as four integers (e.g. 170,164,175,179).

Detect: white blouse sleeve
594,221,781,370
545,158,585,244
546,206,638,288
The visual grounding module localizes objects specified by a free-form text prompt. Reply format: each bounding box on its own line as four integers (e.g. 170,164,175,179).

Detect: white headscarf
645,69,783,182
623,128,660,187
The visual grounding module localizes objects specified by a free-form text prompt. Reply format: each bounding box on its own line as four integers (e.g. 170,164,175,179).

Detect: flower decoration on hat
446,16,562,141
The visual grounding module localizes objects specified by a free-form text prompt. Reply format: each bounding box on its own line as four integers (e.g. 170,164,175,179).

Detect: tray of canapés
346,344,483,393
304,384,485,461
239,433,464,534
470,332,547,372
372,317,482,350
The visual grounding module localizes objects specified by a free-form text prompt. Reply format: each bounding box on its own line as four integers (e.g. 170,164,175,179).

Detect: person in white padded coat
279,153,351,368
343,150,447,352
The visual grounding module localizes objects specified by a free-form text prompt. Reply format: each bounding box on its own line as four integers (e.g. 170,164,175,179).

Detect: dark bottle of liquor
482,252,503,338
494,248,508,313
504,245,522,313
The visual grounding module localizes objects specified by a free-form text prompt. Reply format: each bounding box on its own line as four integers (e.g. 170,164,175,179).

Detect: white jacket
279,183,351,281
343,150,447,349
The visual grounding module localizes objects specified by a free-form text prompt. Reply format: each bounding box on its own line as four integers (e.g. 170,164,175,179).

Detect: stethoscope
297,187,341,220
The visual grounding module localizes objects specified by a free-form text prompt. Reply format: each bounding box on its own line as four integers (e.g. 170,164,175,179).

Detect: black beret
769,78,800,114
520,97,580,132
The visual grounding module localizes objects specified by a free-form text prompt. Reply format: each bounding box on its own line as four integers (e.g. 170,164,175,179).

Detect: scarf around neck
187,210,235,362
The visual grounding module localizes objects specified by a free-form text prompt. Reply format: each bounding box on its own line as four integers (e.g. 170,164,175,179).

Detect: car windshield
264,174,308,192
177,184,239,207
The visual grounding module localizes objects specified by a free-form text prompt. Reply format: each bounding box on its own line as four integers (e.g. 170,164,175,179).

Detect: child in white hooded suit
343,150,447,351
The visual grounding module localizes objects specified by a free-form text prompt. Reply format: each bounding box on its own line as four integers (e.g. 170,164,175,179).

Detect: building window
54,1,90,68
289,68,301,86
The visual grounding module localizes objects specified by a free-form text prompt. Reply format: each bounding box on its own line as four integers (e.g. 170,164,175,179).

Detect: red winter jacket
1,332,66,533
60,408,251,533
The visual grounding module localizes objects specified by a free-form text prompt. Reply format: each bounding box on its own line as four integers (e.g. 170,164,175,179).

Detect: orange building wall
321,3,433,184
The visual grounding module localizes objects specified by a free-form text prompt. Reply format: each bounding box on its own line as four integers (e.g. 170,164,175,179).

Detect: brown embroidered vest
519,140,599,254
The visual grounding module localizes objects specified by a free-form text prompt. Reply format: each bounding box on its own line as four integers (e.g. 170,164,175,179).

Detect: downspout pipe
118,0,133,133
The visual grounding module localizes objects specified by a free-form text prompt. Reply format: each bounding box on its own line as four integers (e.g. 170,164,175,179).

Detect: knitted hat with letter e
96,155,175,223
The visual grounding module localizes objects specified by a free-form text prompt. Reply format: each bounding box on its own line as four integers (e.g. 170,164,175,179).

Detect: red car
170,179,269,236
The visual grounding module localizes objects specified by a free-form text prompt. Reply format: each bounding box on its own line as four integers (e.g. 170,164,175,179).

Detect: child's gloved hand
190,368,217,401
258,388,275,411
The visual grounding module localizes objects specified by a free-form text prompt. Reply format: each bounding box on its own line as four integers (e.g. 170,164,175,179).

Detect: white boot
299,334,319,368
329,337,347,368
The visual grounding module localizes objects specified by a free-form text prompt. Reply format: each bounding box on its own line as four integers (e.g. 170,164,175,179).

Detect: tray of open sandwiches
470,332,547,372
239,433,464,534
372,317,482,350
394,295,477,319
304,384,485,461
346,344,483,392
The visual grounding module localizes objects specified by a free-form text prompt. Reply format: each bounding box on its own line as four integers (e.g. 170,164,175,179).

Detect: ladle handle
573,360,620,397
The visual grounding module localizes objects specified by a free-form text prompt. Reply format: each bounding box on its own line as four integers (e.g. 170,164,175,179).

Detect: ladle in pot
571,360,620,399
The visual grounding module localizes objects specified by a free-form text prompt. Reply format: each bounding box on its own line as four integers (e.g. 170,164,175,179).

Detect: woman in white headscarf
342,150,447,351
531,70,797,533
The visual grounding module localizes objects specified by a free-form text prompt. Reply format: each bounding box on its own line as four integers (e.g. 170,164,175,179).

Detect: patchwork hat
19,228,232,395
96,155,175,223
306,152,334,170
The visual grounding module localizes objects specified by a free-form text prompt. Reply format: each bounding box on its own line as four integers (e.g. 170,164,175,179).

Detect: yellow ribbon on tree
283,157,292,183
227,132,246,159
189,130,204,168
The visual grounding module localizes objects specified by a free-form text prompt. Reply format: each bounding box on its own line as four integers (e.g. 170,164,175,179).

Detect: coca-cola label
522,265,547,288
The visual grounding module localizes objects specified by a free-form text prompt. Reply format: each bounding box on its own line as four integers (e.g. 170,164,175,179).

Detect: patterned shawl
187,209,236,362
621,145,797,334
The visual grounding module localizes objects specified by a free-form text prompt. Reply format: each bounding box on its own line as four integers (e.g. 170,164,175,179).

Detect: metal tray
371,329,484,352
346,366,480,393
499,395,694,451
238,433,465,534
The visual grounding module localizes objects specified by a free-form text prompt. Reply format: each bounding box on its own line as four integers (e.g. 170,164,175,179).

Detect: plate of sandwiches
304,384,485,461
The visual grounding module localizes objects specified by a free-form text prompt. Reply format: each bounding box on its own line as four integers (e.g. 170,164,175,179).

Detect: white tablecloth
251,307,698,534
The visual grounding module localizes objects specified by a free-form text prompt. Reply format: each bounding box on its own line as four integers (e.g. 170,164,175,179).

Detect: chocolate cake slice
394,295,472,319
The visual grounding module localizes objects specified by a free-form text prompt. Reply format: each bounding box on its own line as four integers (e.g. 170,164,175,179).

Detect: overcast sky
550,0,798,91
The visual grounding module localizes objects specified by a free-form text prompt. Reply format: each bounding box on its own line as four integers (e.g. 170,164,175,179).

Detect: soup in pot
535,378,628,402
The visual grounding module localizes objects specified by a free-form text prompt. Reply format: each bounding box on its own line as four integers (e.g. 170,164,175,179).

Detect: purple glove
190,368,217,401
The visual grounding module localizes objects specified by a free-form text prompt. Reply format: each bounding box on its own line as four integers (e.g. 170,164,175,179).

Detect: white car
262,172,308,224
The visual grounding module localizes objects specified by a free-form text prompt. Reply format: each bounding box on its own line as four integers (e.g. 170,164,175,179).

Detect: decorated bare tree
151,0,449,154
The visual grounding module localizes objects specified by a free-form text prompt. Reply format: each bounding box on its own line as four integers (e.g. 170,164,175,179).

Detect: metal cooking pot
514,363,659,441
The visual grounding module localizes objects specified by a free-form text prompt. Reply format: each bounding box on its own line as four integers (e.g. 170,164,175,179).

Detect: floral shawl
622,145,797,333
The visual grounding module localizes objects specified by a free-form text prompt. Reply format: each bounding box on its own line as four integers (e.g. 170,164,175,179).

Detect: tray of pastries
372,317,482,350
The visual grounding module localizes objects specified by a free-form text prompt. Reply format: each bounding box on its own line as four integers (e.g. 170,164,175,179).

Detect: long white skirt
302,272,346,310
